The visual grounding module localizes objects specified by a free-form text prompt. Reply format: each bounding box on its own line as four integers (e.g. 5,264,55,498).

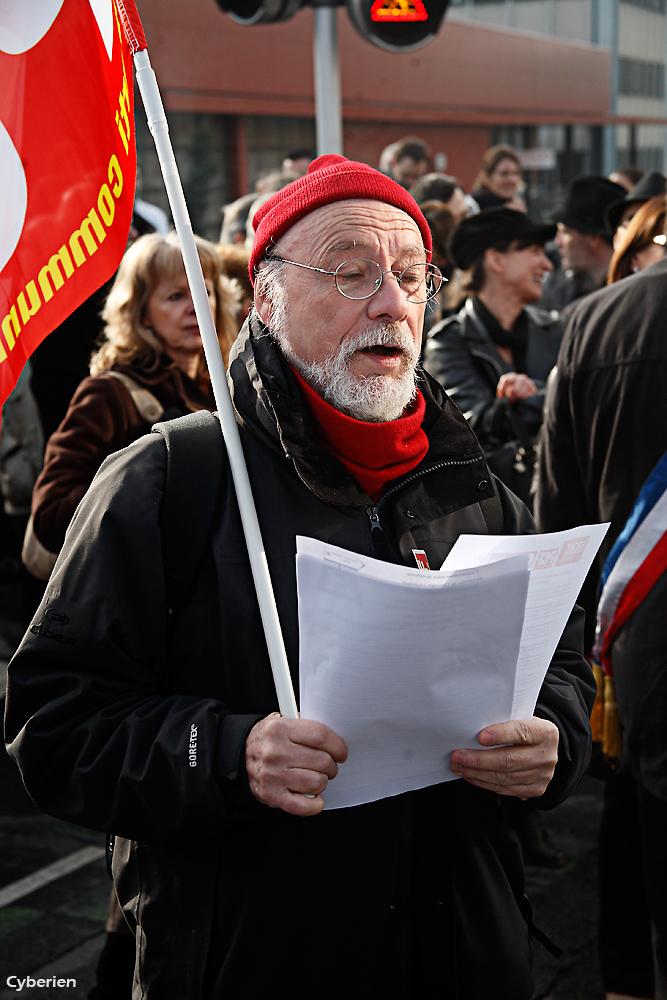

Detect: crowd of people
2,137,667,1000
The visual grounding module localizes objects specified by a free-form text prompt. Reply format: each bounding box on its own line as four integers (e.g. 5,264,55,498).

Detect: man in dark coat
535,253,667,999
539,175,625,314
5,156,594,1000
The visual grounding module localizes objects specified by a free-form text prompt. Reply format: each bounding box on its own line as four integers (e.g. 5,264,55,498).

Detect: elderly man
5,156,593,1000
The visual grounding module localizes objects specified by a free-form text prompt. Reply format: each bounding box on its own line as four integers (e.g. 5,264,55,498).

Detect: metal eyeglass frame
268,255,444,303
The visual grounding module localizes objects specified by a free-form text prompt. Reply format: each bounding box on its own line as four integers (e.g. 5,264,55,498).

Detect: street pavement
528,774,605,999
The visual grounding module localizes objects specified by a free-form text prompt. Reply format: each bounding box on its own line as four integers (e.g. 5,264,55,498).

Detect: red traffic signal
346,0,449,51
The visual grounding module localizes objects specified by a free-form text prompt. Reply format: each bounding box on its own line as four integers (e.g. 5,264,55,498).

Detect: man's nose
366,271,410,321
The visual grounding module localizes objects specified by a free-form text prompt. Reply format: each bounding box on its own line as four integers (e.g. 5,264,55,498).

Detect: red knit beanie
248,154,432,284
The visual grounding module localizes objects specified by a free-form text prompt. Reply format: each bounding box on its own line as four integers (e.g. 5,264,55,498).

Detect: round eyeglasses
268,256,444,303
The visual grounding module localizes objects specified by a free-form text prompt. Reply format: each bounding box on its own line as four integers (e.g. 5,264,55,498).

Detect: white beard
276,323,420,423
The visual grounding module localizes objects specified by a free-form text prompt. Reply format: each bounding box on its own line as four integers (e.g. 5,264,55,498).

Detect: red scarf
292,368,428,501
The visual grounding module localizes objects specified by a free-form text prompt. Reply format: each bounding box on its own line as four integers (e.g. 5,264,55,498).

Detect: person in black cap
541,175,625,313
605,170,667,251
423,208,560,510
423,207,566,867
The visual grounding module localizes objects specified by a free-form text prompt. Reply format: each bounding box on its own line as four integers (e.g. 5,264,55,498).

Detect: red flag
0,0,147,406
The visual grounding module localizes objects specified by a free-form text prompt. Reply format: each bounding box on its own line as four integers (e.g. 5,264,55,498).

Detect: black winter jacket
5,315,594,1000
535,258,667,794
423,298,562,455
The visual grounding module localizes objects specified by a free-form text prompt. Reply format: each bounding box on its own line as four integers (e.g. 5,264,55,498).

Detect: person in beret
5,157,594,1000
423,208,561,510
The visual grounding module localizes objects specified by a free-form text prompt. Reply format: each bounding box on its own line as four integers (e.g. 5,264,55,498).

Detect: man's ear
253,275,272,327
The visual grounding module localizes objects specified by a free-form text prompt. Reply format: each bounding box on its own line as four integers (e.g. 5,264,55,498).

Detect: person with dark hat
605,170,667,251
423,208,561,509
5,157,594,1000
423,209,571,871
540,175,625,312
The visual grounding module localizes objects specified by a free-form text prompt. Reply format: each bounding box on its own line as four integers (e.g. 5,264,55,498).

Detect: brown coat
31,360,214,553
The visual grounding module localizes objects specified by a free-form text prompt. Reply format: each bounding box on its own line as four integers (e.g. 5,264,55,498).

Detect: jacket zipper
365,454,484,547
379,454,483,510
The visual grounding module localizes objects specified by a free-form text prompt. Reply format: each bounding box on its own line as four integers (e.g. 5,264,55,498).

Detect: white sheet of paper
441,523,609,719
297,536,530,809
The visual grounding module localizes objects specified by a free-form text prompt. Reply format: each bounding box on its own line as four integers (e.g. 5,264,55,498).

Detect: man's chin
329,370,417,423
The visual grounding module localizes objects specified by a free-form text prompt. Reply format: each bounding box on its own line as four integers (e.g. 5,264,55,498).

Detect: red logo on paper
557,537,589,566
371,0,429,22
412,549,431,570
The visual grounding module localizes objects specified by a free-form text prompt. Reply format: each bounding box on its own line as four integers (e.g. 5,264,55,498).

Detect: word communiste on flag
0,0,146,406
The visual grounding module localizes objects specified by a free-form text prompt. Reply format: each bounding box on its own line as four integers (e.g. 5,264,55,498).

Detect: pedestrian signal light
214,0,449,48
347,0,449,50
371,0,428,22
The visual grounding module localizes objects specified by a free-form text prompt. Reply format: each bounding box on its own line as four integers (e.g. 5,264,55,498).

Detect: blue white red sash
595,450,667,673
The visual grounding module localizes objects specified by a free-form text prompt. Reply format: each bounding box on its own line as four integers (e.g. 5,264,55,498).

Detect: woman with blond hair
25,231,240,574
23,230,241,1000
607,193,666,284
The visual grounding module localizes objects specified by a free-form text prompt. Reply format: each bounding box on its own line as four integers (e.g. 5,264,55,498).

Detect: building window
618,57,665,99
621,0,666,13
136,111,232,241
244,116,316,191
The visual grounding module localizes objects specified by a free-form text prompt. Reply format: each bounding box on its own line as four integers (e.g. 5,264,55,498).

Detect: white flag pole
133,50,298,720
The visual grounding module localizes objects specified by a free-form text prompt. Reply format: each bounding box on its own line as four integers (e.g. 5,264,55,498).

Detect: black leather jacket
5,315,593,1000
423,298,562,454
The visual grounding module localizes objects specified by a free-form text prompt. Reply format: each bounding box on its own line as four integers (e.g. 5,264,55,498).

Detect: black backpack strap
152,410,226,614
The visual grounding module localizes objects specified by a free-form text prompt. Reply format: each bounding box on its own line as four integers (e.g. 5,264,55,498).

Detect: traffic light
214,0,304,26
215,0,449,48
346,0,449,52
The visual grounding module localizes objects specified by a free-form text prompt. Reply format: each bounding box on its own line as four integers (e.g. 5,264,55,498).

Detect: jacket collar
456,297,557,339
227,311,485,507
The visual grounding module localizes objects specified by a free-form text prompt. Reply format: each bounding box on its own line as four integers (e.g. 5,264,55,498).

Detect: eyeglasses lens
401,263,442,303
334,259,442,302
334,259,382,299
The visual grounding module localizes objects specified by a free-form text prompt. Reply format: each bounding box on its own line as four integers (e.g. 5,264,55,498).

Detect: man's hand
246,713,348,817
496,372,538,403
450,717,559,798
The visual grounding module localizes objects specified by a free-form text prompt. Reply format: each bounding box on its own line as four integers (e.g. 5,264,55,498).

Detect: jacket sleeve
4,434,262,843
533,603,594,807
533,355,593,536
31,375,151,553
495,478,595,807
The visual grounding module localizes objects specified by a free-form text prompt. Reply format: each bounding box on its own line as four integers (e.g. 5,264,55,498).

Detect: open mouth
360,344,403,357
